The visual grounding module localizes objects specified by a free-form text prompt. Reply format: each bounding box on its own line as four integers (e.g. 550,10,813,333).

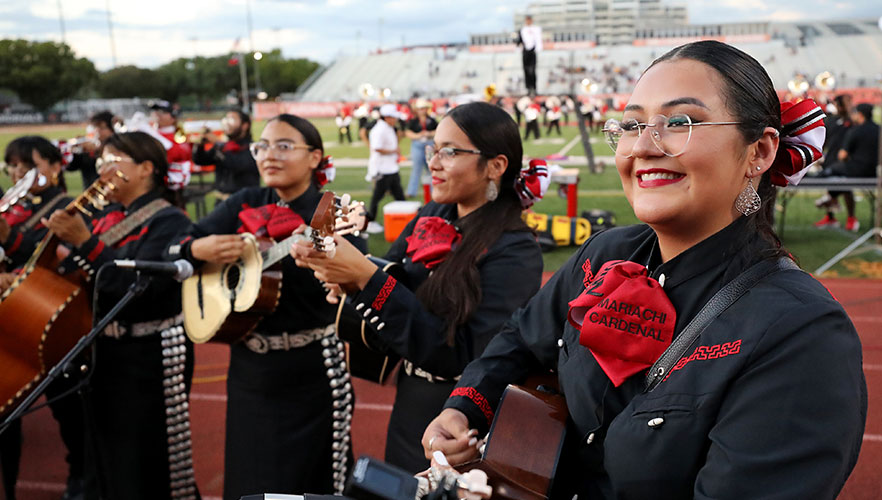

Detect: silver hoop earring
735,177,761,216
486,181,499,202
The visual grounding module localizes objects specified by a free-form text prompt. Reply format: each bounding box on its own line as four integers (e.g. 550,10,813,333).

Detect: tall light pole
105,0,117,68
246,0,262,96
56,0,66,43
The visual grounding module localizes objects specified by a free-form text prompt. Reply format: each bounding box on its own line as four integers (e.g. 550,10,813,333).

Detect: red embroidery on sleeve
371,275,397,311
450,387,494,427
581,257,593,286
116,226,149,248
87,240,105,262
6,232,23,254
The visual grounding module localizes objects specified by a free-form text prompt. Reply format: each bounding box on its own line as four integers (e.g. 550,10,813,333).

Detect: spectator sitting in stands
814,103,880,232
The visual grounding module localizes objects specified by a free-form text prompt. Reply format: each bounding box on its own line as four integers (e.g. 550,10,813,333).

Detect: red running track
11,277,882,499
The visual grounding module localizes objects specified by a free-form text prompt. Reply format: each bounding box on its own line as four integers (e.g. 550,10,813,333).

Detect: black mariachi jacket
167,185,367,334
350,202,543,378
445,217,866,499
2,185,71,269
67,191,189,325
192,138,259,195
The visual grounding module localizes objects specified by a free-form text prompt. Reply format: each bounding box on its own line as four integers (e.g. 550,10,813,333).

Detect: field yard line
558,135,581,156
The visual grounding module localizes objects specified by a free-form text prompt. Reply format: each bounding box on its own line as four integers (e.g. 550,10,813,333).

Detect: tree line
0,39,319,111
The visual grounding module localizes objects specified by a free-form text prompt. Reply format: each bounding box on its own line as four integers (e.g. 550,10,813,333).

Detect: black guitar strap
644,257,801,392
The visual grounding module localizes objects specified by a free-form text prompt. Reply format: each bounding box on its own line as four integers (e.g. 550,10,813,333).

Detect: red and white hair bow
515,159,550,209
315,155,335,187
770,99,826,187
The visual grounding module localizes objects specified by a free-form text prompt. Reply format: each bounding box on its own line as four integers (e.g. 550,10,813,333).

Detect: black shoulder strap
644,257,800,392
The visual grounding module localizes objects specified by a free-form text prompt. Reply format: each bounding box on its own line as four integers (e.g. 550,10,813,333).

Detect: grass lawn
2,118,880,278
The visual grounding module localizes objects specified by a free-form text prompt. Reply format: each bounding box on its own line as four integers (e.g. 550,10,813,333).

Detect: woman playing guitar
44,131,197,500
292,102,546,473
0,136,86,500
166,114,366,499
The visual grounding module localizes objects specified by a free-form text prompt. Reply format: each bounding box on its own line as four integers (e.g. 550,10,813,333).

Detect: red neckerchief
405,216,461,269
237,203,305,240
91,210,126,236
222,141,243,154
567,260,676,387
2,205,33,227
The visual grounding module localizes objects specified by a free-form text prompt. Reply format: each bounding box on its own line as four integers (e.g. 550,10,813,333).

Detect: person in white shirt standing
366,104,405,233
517,15,543,97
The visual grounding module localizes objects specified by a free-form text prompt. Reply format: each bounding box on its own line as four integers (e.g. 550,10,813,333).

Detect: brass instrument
815,71,836,91
358,83,375,99
484,83,497,102
580,78,599,94
787,75,809,95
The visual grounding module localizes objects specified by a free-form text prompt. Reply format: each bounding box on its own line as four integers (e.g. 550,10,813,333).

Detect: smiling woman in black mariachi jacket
167,114,366,499
424,41,867,500
292,102,545,473
45,131,198,500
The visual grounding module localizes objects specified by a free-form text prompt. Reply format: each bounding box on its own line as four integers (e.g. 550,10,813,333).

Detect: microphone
113,259,194,282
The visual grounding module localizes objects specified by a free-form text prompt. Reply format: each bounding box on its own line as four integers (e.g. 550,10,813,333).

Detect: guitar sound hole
225,265,241,290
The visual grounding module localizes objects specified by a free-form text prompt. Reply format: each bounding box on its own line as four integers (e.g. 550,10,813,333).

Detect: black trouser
522,49,537,94
547,119,561,136
0,419,22,500
524,120,541,141
368,172,405,221
338,126,352,144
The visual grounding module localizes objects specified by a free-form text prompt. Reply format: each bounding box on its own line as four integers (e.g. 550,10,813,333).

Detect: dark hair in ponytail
267,114,329,188
10,136,67,192
416,102,531,344
648,40,787,259
101,132,173,202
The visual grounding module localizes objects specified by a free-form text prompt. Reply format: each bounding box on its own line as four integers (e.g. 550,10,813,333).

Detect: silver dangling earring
486,181,499,202
735,177,761,216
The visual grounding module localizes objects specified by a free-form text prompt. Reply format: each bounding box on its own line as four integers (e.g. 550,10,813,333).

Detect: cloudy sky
1,0,880,70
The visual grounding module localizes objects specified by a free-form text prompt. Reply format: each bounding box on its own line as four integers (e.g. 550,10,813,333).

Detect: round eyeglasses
603,114,742,158
250,142,314,159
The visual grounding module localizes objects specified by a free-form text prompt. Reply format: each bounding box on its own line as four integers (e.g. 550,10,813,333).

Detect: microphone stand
0,268,152,435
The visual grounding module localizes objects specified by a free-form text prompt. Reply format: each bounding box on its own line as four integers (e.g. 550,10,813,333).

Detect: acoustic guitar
182,191,367,344
455,384,569,500
0,166,126,418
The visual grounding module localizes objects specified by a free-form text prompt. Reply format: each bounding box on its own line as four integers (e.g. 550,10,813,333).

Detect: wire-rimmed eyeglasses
250,141,314,159
603,114,742,158
425,145,485,164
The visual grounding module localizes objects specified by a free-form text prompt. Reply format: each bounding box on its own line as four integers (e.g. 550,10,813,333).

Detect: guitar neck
260,229,314,270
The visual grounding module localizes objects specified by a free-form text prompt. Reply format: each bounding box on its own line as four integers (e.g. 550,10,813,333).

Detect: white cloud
766,9,807,21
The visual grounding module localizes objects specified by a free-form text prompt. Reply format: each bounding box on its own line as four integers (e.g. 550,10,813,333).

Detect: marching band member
336,105,353,144
65,111,116,188
192,109,259,204
45,131,198,500
523,99,541,141
150,100,193,206
166,114,366,499
545,101,562,136
423,41,865,499
292,102,546,473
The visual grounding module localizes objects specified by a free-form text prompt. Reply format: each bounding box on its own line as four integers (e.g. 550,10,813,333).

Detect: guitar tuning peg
340,194,351,206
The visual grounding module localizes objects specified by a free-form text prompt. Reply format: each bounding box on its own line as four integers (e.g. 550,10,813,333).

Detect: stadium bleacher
297,18,882,102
